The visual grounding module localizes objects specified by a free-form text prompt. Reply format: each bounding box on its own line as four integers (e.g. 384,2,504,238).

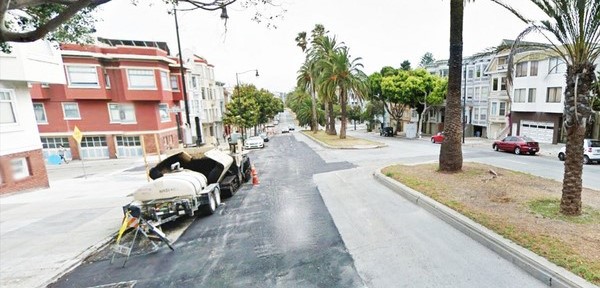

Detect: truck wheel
200,191,217,215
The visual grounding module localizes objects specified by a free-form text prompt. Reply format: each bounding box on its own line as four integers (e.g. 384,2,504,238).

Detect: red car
431,132,445,144
493,136,540,155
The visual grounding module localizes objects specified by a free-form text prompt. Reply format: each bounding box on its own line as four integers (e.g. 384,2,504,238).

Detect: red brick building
31,40,186,160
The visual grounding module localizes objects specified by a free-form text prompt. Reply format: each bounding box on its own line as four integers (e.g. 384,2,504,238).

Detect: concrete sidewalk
0,156,157,288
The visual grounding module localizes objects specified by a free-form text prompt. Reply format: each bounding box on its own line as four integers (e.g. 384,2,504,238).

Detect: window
108,103,136,123
497,57,507,67
158,104,170,122
127,69,156,89
33,103,47,124
62,103,80,119
116,136,141,147
530,61,538,76
201,88,206,100
476,65,482,78
160,71,170,90
547,87,562,103
515,62,528,77
170,75,180,91
548,57,566,74
481,87,489,99
66,66,99,87
192,100,200,114
499,102,506,116
528,88,537,103
11,158,30,181
104,70,111,88
480,108,487,121
81,136,107,148
491,102,497,115
467,87,473,100
474,87,481,100
492,77,506,91
514,89,526,103
0,90,17,124
41,137,70,149
467,67,474,79
191,76,198,89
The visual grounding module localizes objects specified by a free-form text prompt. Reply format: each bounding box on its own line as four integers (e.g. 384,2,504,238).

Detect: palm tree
296,59,319,132
497,0,600,215
318,46,368,139
313,35,344,135
439,0,465,172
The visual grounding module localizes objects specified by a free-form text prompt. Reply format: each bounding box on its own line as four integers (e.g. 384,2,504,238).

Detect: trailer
126,149,252,226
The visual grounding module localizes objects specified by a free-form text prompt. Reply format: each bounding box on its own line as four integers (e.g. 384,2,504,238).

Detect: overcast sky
94,0,548,93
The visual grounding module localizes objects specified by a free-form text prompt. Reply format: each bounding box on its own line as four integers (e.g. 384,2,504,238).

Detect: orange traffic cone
252,165,260,186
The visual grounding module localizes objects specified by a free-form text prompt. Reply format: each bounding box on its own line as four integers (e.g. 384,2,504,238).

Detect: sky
93,0,549,94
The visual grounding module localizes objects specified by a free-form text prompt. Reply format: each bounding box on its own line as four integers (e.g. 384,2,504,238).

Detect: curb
299,131,387,149
373,169,596,288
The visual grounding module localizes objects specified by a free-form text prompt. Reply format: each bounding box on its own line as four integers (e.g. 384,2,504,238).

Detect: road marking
508,159,528,165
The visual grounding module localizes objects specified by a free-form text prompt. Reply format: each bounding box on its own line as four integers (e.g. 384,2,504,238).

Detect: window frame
11,157,30,181
126,68,157,90
108,103,137,124
0,89,18,125
170,75,180,91
528,88,537,103
514,88,526,103
158,103,171,122
33,103,48,124
160,71,170,91
515,62,528,77
546,87,562,103
65,65,100,88
529,61,538,76
62,102,81,120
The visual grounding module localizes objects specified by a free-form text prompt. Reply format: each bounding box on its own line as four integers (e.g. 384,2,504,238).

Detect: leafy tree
250,88,283,134
419,52,436,67
496,0,600,216
223,84,259,139
400,60,411,71
1,0,283,48
362,100,385,131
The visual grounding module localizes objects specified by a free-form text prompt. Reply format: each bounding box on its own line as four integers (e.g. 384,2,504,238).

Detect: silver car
558,139,600,164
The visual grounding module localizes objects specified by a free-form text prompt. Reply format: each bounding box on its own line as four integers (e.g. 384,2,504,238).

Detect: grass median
301,130,384,148
382,162,600,285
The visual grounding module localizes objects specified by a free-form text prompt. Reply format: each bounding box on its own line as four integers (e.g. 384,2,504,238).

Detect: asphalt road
50,130,365,287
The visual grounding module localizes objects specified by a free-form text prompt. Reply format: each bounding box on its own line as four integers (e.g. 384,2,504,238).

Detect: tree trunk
311,80,318,133
439,0,464,172
560,63,595,216
340,89,347,139
328,100,337,135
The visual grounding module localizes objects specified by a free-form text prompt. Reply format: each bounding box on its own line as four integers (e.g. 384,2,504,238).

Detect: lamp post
235,69,259,87
234,69,259,141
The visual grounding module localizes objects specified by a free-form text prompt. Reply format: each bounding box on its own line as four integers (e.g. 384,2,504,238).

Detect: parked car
558,139,600,164
259,132,269,142
431,132,445,144
380,127,394,137
281,128,289,134
288,124,296,131
493,136,540,155
244,136,264,149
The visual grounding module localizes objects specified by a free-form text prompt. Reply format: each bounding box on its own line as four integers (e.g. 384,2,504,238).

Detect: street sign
169,107,182,113
72,126,83,144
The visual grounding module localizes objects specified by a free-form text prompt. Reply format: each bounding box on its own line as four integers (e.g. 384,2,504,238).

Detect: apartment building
31,39,184,160
485,47,512,140
182,52,225,146
463,55,492,138
0,41,65,194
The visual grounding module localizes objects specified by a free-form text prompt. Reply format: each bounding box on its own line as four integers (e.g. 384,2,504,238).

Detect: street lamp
236,69,259,87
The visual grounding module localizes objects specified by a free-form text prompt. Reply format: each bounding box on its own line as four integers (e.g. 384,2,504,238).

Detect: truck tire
200,190,218,216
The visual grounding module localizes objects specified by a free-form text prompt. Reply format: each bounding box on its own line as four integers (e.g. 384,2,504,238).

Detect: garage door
520,121,554,143
80,136,109,159
116,135,143,158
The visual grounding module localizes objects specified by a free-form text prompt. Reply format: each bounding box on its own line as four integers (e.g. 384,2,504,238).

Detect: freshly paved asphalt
49,132,365,287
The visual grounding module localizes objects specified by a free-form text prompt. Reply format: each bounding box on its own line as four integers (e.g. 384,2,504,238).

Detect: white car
244,136,264,149
558,139,600,164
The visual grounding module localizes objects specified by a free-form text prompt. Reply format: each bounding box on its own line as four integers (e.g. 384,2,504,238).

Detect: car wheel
493,144,498,151
584,155,590,165
514,147,521,155
558,152,565,161
431,138,435,143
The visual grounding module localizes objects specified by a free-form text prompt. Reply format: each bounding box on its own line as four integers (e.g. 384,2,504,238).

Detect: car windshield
590,140,600,147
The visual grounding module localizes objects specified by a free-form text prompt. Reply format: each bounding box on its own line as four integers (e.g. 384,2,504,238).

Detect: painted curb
373,169,597,288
